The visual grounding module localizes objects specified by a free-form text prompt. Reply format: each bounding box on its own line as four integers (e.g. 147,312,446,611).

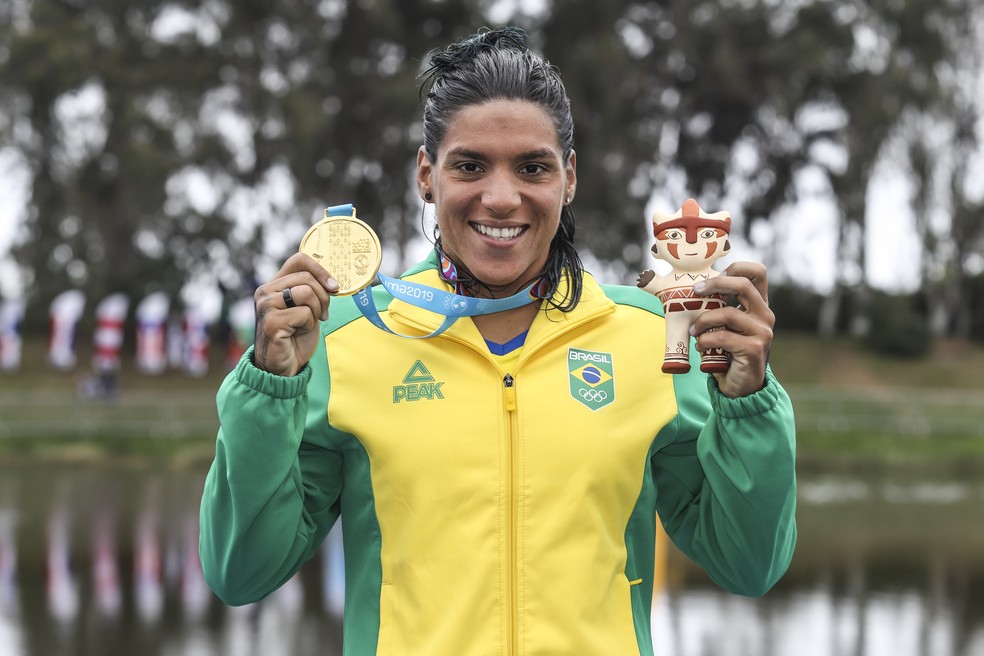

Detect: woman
199,27,796,656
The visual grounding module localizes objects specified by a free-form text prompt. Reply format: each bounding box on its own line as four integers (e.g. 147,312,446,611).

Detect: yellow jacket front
200,256,797,655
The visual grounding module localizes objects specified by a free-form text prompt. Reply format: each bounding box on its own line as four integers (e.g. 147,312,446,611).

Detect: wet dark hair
419,26,583,311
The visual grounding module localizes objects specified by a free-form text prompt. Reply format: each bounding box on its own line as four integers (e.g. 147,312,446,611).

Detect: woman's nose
481,173,521,215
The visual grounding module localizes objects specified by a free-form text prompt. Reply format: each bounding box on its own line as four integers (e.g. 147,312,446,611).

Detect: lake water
1,460,983,656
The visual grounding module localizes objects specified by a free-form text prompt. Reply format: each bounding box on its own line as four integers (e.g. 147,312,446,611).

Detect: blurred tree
812,0,973,338
862,290,931,358
1,0,227,319
1,0,981,348
906,3,984,340
0,0,479,326
552,0,977,343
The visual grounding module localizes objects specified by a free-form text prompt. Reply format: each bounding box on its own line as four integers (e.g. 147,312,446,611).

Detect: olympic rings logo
578,388,609,403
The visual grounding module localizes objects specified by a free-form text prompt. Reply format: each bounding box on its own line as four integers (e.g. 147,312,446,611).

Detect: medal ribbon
326,203,354,217
354,274,538,339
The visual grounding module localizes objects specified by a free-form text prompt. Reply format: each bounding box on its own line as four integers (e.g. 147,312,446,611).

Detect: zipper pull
503,374,517,412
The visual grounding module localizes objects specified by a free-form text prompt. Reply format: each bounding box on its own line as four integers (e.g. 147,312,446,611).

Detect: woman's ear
565,150,577,204
416,146,434,202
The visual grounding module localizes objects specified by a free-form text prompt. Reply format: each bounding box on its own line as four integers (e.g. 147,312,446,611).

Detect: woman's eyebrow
444,147,560,162
444,147,486,161
516,148,558,161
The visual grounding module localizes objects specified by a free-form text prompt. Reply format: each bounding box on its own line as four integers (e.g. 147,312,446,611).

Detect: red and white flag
182,307,210,377
0,298,25,372
47,290,86,370
135,292,170,375
225,297,255,367
92,293,129,373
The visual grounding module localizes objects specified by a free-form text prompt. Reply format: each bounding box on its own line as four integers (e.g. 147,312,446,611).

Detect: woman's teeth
475,224,523,240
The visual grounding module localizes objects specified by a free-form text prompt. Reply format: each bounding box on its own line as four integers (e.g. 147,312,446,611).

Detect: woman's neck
472,302,540,344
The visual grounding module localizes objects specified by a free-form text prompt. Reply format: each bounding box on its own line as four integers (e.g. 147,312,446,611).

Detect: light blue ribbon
326,203,354,217
354,274,537,339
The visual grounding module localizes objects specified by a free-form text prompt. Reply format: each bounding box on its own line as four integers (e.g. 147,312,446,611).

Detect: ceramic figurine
636,198,732,374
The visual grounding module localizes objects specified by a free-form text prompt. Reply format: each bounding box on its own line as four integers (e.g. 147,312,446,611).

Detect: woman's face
417,100,576,296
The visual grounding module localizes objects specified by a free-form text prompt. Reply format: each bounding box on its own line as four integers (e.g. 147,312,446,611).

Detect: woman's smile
472,222,527,242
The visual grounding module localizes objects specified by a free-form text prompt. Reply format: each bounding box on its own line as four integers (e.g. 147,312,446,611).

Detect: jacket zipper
503,373,518,655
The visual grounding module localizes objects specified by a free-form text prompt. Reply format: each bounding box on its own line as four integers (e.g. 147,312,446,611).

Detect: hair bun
423,26,529,82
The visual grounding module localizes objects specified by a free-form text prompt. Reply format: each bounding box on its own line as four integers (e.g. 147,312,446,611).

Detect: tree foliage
1,0,980,342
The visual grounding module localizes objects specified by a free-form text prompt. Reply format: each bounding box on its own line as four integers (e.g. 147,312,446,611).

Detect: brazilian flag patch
568,348,615,411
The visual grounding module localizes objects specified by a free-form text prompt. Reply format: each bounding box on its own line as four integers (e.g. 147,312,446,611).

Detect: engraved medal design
299,207,382,295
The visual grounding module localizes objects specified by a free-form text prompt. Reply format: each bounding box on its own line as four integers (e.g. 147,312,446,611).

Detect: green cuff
232,346,313,399
707,366,785,420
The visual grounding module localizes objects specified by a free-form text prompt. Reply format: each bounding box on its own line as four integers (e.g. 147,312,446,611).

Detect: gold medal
299,207,381,295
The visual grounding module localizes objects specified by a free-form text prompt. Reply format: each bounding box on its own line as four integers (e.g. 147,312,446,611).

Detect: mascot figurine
636,198,732,374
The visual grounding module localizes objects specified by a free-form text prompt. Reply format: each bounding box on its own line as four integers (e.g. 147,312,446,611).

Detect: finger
695,320,772,399
721,261,769,305
279,283,330,321
691,308,774,353
695,272,770,320
257,271,334,321
274,252,341,294
691,305,769,337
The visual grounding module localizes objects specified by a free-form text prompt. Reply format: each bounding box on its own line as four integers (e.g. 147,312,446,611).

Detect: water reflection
0,461,982,656
1,462,342,656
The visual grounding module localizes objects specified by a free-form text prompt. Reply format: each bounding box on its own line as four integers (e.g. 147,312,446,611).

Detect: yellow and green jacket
200,255,797,656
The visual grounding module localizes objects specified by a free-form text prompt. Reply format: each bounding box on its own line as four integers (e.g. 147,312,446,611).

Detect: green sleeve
651,364,797,597
198,345,342,606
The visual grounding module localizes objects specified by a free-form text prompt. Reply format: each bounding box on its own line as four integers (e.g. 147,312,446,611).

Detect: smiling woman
199,26,798,656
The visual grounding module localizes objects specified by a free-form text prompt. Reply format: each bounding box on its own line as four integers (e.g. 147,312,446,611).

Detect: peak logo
393,360,445,403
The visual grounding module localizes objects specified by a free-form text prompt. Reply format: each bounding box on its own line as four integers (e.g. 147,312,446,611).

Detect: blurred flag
0,298,25,372
92,511,122,617
92,293,129,373
134,508,163,623
167,314,184,371
323,521,345,617
182,307,210,377
225,296,255,368
135,292,170,375
0,508,17,615
47,290,86,370
47,506,79,623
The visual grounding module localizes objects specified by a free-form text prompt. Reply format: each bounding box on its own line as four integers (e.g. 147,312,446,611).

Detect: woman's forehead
439,100,562,155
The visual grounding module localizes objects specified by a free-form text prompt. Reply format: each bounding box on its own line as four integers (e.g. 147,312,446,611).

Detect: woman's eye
521,164,546,175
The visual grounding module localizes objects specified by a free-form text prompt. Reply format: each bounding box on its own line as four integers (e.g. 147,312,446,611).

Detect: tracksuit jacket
199,254,797,656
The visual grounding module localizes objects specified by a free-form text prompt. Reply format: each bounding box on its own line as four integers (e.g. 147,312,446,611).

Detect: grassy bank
2,335,984,470
770,334,984,390
771,335,984,473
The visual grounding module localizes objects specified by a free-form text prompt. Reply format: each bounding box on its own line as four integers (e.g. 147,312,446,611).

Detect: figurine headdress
652,198,732,243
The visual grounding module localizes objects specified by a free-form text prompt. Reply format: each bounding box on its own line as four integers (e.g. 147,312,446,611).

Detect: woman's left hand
690,262,775,398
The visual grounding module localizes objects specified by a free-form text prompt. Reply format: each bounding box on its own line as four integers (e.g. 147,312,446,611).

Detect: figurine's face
652,225,729,272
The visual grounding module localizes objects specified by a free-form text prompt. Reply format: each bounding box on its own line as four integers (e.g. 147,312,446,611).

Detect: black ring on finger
282,287,296,309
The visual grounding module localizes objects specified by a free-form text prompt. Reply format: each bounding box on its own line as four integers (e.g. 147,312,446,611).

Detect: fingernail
326,278,339,293
688,324,697,336
693,281,706,293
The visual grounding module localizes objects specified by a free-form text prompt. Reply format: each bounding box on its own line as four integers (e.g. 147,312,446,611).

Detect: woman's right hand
252,253,339,377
